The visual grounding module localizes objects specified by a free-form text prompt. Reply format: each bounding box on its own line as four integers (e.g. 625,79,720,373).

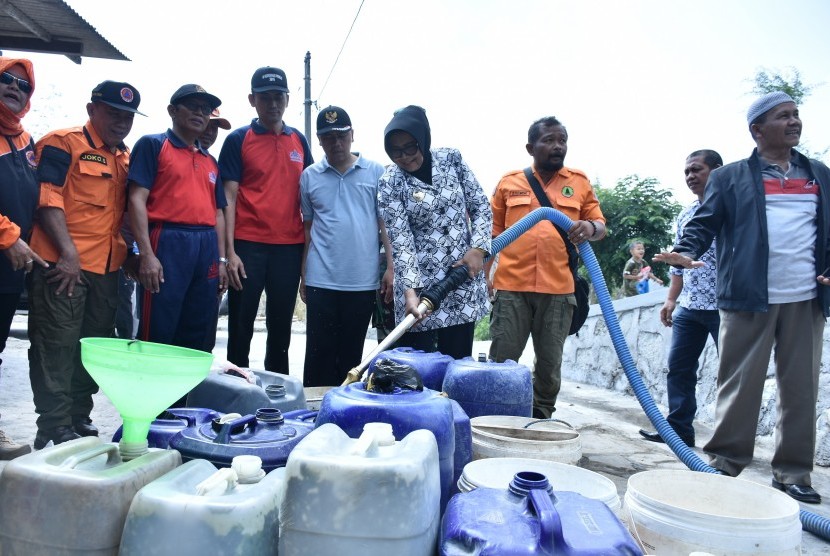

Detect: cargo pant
28,267,118,430
488,290,574,418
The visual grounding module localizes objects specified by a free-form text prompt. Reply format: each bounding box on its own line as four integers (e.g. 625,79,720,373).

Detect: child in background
623,241,663,296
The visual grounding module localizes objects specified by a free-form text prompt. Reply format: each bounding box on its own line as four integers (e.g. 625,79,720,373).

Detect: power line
316,0,364,103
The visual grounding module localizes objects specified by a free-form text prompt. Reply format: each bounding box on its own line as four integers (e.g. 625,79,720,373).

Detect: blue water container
368,347,454,391
441,471,642,555
443,355,532,418
315,383,455,508
186,369,306,415
449,399,472,493
111,407,221,448
168,408,314,471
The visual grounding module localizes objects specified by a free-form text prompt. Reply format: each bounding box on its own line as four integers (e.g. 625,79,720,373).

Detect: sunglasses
0,71,32,95
178,101,213,116
389,142,419,159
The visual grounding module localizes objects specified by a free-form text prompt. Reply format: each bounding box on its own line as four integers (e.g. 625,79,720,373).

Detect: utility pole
304,51,312,141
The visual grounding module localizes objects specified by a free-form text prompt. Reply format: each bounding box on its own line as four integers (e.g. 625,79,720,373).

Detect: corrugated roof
0,0,128,64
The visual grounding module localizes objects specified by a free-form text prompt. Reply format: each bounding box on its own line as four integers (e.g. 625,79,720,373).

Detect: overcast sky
6,0,830,204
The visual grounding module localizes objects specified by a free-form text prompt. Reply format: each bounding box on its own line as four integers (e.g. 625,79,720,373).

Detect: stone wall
561,288,830,465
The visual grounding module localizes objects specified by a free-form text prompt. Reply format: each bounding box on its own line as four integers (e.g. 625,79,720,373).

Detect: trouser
115,268,137,340
28,267,117,430
0,292,19,360
227,240,303,373
398,322,476,360
704,300,824,485
488,290,573,418
303,287,375,387
138,224,220,352
665,306,720,441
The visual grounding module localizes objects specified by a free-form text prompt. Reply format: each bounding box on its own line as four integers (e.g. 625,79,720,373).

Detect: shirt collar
251,118,293,136
83,120,127,153
758,150,801,171
164,128,209,156
319,152,364,173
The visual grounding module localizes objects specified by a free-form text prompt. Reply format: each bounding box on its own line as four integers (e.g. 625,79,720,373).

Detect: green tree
749,67,827,161
592,175,681,295
751,66,814,105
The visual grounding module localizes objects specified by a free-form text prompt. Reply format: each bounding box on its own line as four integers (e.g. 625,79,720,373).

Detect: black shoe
772,479,822,504
638,428,694,447
532,407,555,420
72,416,99,437
34,425,81,450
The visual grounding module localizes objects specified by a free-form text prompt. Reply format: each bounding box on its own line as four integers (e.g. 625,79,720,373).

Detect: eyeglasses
178,101,213,116
0,72,32,95
389,142,419,159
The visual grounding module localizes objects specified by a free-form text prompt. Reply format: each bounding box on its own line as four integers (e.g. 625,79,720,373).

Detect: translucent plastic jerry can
280,422,441,556
0,437,181,555
186,368,306,415
315,382,455,508
120,455,284,555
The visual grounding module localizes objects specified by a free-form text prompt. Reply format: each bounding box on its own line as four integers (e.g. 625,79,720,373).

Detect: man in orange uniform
28,81,143,449
488,116,606,419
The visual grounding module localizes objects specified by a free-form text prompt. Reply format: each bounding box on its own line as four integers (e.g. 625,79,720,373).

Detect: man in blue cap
128,84,228,365
655,91,830,503
218,67,313,374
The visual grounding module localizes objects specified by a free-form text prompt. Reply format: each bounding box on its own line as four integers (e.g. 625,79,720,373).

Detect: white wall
562,288,830,465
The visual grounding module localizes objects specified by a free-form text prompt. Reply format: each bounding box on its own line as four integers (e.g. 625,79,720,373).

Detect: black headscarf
383,105,432,185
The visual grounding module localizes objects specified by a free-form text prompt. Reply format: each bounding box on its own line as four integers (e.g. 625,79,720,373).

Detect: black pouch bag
523,168,590,335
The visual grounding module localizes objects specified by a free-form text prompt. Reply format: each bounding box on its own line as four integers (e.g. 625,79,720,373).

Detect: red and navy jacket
218,119,312,244
0,131,37,293
128,129,226,226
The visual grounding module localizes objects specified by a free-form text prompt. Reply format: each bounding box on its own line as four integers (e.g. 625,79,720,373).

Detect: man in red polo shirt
218,67,313,373
28,80,143,448
128,84,228,359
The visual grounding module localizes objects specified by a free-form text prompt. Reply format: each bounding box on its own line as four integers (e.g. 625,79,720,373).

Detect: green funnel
80,338,213,455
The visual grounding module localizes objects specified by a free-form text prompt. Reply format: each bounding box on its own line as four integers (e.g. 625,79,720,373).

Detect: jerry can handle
59,443,121,469
195,467,238,495
528,488,562,555
213,414,257,444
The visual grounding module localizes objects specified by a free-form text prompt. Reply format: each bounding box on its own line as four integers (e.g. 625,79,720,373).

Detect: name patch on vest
80,153,108,165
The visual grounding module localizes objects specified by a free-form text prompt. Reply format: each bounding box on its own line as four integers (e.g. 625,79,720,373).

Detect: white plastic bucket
471,415,581,465
623,469,801,555
458,457,620,514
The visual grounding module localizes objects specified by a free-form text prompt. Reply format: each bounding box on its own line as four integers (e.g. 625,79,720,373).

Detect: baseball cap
316,105,352,135
251,67,289,93
90,81,145,116
169,84,221,110
208,108,231,130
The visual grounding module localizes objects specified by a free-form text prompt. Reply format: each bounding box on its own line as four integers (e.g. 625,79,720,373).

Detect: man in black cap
299,106,389,386
127,84,228,363
656,91,830,503
218,67,313,374
27,80,143,448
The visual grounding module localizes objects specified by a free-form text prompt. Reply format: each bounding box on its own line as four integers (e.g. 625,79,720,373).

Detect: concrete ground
2,311,830,553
